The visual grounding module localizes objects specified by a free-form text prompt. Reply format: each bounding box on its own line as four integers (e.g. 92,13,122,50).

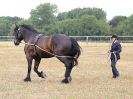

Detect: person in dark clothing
109,35,122,78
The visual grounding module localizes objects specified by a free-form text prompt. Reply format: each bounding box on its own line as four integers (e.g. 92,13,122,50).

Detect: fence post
108,36,111,50
86,36,89,45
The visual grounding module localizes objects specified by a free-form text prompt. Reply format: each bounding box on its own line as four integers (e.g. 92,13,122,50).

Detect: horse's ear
15,23,18,28
13,23,19,32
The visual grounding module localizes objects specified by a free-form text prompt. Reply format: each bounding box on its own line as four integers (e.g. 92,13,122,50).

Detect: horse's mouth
14,40,20,46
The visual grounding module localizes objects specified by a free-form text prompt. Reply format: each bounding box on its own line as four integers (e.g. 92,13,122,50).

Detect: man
109,35,122,78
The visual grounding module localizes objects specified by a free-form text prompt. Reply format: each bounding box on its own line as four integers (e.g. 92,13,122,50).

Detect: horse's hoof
40,71,47,79
61,77,72,84
24,77,31,82
68,76,72,82
62,79,69,83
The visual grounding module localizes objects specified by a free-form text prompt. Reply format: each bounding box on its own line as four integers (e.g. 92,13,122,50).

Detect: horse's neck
23,32,36,43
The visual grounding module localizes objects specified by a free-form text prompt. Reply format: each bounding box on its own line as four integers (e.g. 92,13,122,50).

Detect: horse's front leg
34,58,47,78
24,56,33,82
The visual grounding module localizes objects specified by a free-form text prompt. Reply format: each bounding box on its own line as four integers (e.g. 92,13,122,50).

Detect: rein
20,42,74,58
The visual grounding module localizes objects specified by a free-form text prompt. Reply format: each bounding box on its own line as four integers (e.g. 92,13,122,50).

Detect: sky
0,0,133,20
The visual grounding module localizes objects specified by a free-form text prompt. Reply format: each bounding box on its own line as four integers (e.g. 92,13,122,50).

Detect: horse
13,24,81,83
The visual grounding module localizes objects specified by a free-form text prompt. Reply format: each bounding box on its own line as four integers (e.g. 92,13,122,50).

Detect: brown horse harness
20,34,74,58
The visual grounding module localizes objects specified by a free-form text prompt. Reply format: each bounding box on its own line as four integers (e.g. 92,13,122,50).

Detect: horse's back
52,34,71,48
34,34,71,57
49,34,72,55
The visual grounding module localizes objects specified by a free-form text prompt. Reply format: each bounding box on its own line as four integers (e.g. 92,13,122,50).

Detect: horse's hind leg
34,58,47,78
58,58,74,83
62,62,73,83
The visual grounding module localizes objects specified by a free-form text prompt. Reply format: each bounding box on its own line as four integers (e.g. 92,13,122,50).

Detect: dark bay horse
13,24,81,83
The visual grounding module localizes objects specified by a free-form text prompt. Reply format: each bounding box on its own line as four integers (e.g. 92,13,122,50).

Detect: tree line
0,3,133,36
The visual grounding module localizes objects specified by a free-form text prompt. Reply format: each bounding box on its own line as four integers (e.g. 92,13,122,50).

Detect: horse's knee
66,62,73,69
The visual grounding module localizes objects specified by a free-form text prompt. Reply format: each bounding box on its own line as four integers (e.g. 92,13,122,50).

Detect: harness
20,34,73,58
33,34,43,45
32,34,43,51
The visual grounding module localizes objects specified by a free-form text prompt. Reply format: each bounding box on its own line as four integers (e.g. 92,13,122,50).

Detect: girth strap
32,34,43,53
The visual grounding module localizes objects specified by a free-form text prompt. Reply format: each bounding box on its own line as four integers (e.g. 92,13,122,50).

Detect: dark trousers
111,59,119,77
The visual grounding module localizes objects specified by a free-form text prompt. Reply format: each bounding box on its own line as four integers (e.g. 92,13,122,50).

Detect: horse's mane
20,24,38,33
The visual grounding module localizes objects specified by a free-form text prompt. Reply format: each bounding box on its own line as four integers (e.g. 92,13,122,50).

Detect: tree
79,8,106,21
109,16,127,27
48,19,81,36
57,12,68,21
110,15,133,36
30,3,57,32
124,15,133,35
80,15,110,35
57,8,107,21
0,17,22,36
50,15,110,36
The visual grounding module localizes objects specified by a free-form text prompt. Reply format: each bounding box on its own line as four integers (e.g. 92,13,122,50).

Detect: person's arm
114,43,121,54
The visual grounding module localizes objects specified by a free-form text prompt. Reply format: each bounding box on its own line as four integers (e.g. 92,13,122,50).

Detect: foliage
109,16,127,27
57,8,106,21
29,3,57,31
0,3,133,36
110,15,133,36
0,17,22,36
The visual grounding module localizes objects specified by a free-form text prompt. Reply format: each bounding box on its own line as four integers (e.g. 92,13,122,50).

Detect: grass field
0,41,133,99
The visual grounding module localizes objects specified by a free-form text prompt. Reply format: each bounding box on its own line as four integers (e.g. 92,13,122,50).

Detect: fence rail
0,36,133,43
0,36,14,41
70,36,133,43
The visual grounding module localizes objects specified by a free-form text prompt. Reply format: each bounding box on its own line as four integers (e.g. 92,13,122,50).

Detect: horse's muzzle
14,39,20,46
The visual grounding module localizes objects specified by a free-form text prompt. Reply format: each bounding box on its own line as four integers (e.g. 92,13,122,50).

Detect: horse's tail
70,37,81,66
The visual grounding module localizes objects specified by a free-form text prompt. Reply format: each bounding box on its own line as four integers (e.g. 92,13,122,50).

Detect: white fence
0,36,133,43
70,36,133,43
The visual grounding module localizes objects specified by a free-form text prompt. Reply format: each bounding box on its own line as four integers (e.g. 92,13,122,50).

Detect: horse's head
13,24,23,46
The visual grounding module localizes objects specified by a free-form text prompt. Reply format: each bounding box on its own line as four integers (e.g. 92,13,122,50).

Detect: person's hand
112,51,116,54
108,50,111,53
